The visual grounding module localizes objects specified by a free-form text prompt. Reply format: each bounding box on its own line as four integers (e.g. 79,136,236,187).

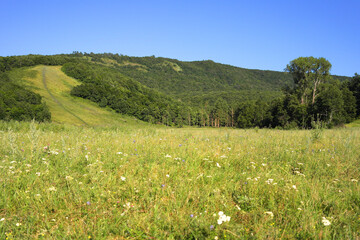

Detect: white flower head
217,211,230,224
48,186,57,192
216,162,221,168
121,176,126,181
322,217,331,226
0,218,5,221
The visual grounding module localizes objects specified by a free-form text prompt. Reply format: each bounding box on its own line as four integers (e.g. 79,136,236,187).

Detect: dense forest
0,53,359,128
0,72,51,121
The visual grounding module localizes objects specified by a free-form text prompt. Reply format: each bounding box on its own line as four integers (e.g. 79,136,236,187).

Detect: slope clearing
7,66,147,127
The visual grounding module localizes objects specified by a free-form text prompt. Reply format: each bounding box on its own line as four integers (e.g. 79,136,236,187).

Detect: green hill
6,65,150,127
0,53,357,128
83,53,351,106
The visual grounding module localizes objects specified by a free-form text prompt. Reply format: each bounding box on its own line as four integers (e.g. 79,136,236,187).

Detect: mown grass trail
41,67,88,126
0,122,359,239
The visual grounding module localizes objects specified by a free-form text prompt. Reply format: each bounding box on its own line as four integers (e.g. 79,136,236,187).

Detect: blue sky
1,0,359,76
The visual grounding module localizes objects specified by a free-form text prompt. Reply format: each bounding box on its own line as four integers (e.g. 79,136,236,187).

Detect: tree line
0,54,359,128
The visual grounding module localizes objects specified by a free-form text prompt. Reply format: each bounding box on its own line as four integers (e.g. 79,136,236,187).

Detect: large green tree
286,57,332,105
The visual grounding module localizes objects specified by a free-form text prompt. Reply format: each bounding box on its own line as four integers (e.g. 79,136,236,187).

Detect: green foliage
286,56,332,105
61,62,187,126
348,73,360,116
0,54,82,72
81,53,295,107
0,72,51,122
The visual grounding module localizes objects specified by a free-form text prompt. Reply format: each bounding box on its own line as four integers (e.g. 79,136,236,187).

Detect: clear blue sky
1,0,359,76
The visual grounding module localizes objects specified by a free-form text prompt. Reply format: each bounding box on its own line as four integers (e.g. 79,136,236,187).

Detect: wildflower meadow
0,121,359,239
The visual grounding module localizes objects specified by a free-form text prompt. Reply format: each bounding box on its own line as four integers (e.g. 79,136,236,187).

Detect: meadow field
0,121,359,239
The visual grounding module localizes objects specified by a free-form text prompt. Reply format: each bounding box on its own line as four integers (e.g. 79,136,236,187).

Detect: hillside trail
42,67,88,126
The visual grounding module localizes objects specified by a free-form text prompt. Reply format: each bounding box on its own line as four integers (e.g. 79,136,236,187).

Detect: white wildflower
264,211,274,218
48,186,57,192
351,179,358,182
216,162,221,168
116,152,123,155
65,176,73,181
121,176,126,181
165,154,172,158
265,179,274,184
16,223,22,226
0,218,5,221
166,174,170,178
50,151,58,155
292,185,297,190
322,217,331,226
36,172,41,176
217,211,231,224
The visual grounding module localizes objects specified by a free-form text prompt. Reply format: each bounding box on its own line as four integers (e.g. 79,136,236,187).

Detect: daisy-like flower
322,217,331,226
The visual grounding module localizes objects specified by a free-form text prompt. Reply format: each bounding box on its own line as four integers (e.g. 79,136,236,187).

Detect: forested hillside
0,71,50,122
62,62,190,125
78,52,350,107
0,53,358,128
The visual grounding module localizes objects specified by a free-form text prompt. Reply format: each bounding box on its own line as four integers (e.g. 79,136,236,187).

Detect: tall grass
0,121,359,239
